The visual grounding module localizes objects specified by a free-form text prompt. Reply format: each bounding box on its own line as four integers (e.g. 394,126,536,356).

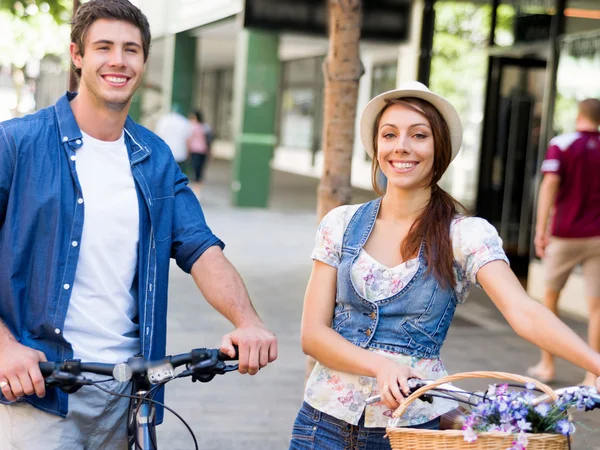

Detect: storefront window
278,56,324,154
554,30,600,135
371,62,397,97
197,68,234,140
493,0,563,48
140,37,167,130
430,1,493,209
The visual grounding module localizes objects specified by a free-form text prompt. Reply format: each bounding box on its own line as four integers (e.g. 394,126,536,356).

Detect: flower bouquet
461,381,597,450
385,371,596,450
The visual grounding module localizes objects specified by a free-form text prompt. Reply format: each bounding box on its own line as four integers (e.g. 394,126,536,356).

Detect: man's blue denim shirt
0,93,224,420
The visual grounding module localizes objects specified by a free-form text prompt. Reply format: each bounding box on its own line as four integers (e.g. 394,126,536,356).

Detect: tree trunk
68,0,81,92
316,0,364,221
307,0,364,382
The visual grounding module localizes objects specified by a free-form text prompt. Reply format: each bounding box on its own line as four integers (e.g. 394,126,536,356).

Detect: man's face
70,19,146,110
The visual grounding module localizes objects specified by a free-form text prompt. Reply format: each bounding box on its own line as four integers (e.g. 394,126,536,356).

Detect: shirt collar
54,92,83,144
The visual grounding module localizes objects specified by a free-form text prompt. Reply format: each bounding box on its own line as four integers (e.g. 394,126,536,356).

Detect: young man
0,1,277,448
528,98,600,386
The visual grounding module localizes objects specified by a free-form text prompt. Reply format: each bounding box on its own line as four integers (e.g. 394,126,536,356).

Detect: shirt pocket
150,186,174,242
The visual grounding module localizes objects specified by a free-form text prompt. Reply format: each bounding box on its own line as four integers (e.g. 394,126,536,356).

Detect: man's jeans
289,402,440,450
0,376,131,450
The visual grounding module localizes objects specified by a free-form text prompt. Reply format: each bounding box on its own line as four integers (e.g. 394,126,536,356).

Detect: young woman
289,82,600,450
187,110,210,189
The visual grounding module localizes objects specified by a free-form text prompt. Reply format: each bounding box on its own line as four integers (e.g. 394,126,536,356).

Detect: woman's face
376,103,434,191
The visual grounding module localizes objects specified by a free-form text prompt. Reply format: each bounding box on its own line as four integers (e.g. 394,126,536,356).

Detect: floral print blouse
304,203,510,428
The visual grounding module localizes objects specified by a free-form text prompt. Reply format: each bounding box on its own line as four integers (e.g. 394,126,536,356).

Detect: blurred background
2,0,599,356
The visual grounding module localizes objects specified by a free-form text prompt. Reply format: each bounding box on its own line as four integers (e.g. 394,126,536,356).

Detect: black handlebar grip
218,345,239,361
39,362,56,376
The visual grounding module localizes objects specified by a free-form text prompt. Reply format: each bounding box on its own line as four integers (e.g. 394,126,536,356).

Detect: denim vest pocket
400,320,440,351
332,311,350,332
150,187,174,242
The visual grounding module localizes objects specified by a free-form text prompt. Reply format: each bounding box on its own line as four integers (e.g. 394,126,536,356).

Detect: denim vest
332,198,457,358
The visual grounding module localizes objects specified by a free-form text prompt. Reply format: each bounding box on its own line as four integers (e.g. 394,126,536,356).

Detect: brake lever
45,371,90,394
44,359,92,394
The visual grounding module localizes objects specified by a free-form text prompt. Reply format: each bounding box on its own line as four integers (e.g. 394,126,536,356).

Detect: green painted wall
232,30,280,208
171,32,197,116
129,91,142,122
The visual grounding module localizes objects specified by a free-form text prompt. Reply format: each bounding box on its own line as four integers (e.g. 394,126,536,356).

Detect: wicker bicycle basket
386,371,570,450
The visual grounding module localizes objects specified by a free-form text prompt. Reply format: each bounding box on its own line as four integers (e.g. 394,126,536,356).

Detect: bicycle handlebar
40,347,239,390
365,378,600,409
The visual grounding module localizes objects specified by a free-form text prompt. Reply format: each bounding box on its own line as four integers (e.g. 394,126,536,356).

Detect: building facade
136,0,599,316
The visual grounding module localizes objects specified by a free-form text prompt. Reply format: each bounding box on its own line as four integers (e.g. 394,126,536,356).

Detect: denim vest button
365,329,371,336
370,312,376,319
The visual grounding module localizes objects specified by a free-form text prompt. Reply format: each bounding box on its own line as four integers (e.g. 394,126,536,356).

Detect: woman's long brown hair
371,97,468,288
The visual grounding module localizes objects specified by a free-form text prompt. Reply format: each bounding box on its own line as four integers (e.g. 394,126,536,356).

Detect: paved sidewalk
157,159,600,449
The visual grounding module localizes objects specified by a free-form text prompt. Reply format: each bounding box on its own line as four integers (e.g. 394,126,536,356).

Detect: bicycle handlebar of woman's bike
365,378,600,408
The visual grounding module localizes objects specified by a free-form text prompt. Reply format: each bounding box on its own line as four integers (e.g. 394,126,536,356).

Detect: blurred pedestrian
155,105,191,175
289,83,600,449
528,98,600,386
187,110,211,195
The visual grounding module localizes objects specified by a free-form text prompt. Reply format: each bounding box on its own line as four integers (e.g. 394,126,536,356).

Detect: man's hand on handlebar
220,323,278,375
0,340,47,401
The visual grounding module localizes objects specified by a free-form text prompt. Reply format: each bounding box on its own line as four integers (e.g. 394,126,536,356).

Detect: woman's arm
478,260,600,380
302,260,420,408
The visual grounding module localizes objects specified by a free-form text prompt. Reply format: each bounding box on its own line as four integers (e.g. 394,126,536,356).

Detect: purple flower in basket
555,419,574,436
461,383,596,443
534,403,550,417
463,426,478,443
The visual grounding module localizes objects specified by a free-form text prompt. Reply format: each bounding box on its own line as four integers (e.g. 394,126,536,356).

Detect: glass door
477,56,547,275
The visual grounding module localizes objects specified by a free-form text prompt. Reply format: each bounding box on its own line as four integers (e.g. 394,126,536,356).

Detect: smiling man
0,1,277,449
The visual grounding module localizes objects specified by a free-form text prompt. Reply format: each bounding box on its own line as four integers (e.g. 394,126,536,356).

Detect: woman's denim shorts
289,402,440,450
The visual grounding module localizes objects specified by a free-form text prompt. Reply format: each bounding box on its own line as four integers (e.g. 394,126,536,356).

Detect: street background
157,159,600,449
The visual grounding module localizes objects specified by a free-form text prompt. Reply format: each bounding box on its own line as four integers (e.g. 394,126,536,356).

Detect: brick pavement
157,159,600,449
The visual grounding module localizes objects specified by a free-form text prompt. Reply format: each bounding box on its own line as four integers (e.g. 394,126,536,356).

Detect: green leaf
0,0,72,24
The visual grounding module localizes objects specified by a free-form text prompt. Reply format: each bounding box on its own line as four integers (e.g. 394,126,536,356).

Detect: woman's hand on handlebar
0,340,47,401
220,323,278,375
375,358,423,411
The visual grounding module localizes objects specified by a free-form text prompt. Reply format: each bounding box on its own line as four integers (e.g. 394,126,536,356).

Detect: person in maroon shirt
528,98,600,386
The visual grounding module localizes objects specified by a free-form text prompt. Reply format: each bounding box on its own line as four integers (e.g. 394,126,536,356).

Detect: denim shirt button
370,312,376,319
70,155,76,161
77,198,83,204
62,136,68,142
54,328,60,334
63,283,70,290
365,329,371,337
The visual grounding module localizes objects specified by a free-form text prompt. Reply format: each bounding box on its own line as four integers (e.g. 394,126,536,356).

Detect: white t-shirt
63,131,140,363
155,112,192,163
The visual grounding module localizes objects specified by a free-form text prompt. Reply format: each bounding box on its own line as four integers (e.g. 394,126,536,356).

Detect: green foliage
0,7,70,69
0,0,72,24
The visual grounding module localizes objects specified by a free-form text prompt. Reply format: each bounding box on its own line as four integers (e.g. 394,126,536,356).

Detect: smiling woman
289,81,600,450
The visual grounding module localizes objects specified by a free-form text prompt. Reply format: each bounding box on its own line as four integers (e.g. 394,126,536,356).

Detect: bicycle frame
128,376,158,450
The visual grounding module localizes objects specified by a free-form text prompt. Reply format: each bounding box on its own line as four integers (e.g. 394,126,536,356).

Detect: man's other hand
220,324,278,375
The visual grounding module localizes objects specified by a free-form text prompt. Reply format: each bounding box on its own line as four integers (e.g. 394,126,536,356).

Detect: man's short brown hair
70,0,151,77
578,98,600,126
